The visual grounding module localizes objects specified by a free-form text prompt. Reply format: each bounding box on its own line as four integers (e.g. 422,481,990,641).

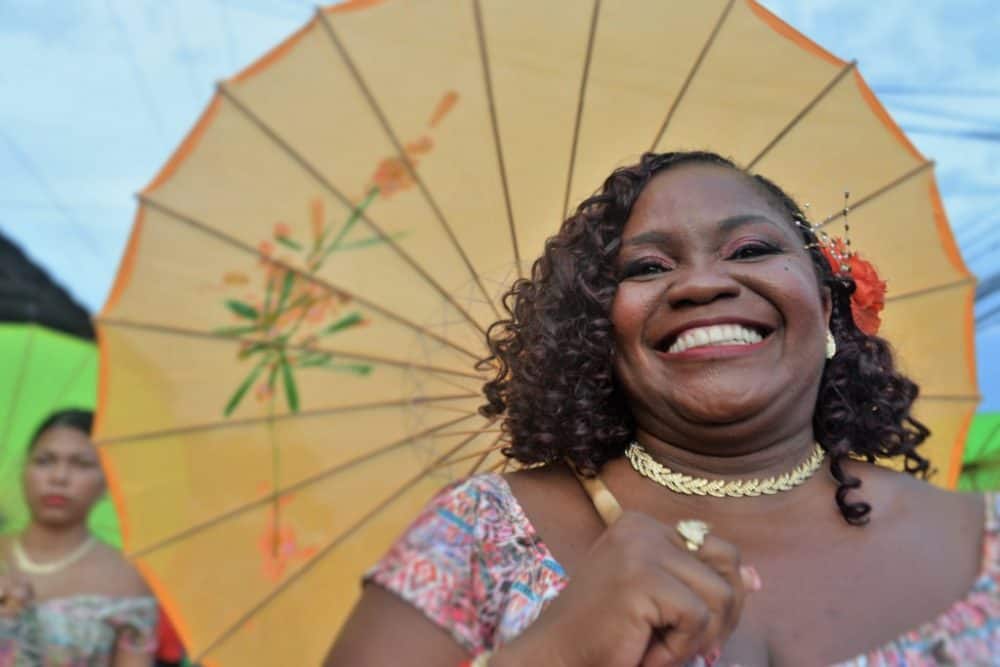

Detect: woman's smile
654,318,773,357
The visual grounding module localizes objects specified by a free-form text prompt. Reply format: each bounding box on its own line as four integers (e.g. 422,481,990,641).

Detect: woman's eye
729,243,779,260
621,260,670,279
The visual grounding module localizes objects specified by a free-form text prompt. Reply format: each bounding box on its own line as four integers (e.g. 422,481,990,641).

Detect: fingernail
741,565,763,592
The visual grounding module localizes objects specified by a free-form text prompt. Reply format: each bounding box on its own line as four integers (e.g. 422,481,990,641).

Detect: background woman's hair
29,408,95,452
479,150,929,525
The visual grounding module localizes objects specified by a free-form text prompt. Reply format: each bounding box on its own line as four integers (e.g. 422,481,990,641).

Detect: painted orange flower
255,380,275,402
371,156,414,198
367,91,458,199
405,135,434,156
429,90,458,128
256,495,319,583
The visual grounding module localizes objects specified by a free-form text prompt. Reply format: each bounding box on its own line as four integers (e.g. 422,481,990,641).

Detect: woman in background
0,409,157,666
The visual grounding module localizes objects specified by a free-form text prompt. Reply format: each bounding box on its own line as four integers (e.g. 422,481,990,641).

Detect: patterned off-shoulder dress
0,594,157,666
368,474,1000,666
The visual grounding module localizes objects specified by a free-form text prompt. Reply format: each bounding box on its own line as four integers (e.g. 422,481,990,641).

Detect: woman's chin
664,386,778,428
31,506,87,527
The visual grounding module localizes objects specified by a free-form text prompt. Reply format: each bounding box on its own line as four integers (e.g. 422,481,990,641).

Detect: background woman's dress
0,593,156,666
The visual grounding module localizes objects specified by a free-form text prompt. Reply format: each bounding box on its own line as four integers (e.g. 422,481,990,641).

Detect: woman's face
611,164,830,448
23,426,105,527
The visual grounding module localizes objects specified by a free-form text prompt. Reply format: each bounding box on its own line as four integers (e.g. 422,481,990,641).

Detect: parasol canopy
96,1,978,664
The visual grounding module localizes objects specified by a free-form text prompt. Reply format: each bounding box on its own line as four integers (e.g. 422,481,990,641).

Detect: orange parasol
95,1,978,664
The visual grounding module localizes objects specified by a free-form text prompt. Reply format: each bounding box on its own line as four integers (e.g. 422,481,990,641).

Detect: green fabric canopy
0,323,120,545
958,411,1000,491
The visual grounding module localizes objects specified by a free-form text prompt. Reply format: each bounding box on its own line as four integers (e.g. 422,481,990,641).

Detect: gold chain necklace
13,537,96,575
625,442,825,497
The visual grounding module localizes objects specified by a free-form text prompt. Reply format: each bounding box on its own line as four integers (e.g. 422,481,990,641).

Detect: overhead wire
169,2,205,104
223,0,307,22
901,125,1000,144
960,218,1000,261
886,100,1000,129
0,129,106,265
215,0,240,72
873,84,1000,99
104,0,165,139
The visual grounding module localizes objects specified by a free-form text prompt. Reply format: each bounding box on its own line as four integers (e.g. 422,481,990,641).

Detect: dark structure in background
0,231,94,339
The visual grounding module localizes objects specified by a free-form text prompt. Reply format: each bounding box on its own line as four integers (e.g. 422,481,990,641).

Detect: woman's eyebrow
623,215,781,248
717,214,782,233
623,230,672,247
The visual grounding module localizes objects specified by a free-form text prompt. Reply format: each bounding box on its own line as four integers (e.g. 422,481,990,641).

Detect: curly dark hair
479,150,930,525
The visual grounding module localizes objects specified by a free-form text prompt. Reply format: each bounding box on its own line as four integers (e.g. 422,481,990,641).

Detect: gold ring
676,519,710,552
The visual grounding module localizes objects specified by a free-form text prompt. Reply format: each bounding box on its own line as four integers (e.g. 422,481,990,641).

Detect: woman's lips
40,494,70,507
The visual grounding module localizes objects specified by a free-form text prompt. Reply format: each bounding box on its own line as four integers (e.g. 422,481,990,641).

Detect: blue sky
1,0,998,407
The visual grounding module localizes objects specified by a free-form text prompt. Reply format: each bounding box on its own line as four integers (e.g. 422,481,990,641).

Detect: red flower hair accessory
819,238,887,336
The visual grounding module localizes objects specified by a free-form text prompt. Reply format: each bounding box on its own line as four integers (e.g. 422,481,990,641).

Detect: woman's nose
48,462,71,483
665,264,740,308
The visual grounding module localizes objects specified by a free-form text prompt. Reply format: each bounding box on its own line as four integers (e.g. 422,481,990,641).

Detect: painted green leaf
277,271,296,311
299,358,372,375
213,324,263,337
334,230,408,252
298,351,333,367
263,273,275,316
237,341,271,360
226,300,259,321
329,363,373,376
281,356,300,412
276,236,303,251
315,187,380,265
224,362,266,416
322,312,363,336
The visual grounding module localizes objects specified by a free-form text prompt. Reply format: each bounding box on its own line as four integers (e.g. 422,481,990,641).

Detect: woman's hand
0,571,34,619
492,511,759,667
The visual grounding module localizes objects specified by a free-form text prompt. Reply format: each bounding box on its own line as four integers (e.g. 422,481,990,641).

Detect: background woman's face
611,164,830,444
23,426,105,527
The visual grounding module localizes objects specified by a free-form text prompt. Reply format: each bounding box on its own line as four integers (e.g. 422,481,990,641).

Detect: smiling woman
326,152,999,666
0,410,157,666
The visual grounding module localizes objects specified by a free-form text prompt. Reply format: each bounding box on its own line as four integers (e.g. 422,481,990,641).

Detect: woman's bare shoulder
503,463,593,520
850,461,985,583
87,542,152,598
502,463,606,574
848,459,983,525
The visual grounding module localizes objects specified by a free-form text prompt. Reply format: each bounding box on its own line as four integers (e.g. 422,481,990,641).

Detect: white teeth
666,324,764,354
